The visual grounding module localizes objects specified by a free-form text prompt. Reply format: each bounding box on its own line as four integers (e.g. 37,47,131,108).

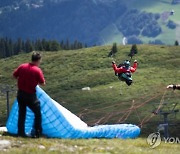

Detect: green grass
0,45,180,153
0,45,180,137
0,134,180,154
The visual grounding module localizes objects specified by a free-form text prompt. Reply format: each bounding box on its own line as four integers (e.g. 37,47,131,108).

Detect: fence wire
0,84,16,126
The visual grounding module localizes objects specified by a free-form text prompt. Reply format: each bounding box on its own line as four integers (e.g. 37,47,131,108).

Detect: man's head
124,60,130,68
31,52,42,66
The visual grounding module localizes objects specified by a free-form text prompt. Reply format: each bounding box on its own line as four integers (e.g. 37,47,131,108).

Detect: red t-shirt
13,63,45,94
112,62,138,74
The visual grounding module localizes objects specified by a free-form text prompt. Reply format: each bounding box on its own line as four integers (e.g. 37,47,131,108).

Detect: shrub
142,23,162,37
167,20,176,29
108,43,118,57
174,40,179,46
149,39,164,45
127,36,143,44
128,44,138,57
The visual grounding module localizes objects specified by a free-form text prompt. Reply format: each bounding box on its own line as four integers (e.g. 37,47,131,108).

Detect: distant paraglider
122,37,127,45
161,9,175,23
170,9,175,15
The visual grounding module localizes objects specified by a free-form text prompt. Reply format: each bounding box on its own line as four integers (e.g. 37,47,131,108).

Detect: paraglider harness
115,60,133,86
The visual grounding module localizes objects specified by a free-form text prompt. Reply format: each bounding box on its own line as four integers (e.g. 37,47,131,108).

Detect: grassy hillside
0,134,180,154
0,45,180,137
101,0,180,45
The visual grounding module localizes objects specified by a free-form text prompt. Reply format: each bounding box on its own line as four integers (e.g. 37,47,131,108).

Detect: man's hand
39,82,46,86
167,84,175,90
112,61,116,64
167,85,173,89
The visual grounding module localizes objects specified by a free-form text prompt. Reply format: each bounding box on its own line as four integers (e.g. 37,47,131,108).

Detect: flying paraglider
112,60,138,86
170,9,175,15
122,37,128,45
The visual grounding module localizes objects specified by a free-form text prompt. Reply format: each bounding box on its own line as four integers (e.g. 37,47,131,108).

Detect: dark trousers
17,90,42,136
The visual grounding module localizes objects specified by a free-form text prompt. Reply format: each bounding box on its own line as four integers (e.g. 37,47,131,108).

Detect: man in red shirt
112,60,138,86
13,52,45,138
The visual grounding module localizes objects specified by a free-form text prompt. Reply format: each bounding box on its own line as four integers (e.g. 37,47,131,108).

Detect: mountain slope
0,0,179,45
0,45,180,136
101,0,180,45
0,0,127,45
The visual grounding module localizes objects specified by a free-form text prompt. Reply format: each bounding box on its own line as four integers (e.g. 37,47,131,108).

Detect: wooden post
6,90,10,119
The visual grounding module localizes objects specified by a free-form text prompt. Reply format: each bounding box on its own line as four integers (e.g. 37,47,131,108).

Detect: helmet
123,60,130,68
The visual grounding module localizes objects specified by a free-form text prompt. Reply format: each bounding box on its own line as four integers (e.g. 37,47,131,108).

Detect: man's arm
112,61,123,74
130,60,138,73
38,69,46,86
13,66,21,79
167,84,180,90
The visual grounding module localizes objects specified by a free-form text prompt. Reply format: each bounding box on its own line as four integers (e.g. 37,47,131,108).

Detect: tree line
108,43,138,58
117,9,161,41
0,37,87,58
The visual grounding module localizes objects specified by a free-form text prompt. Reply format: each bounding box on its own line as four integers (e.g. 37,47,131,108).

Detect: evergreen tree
174,40,179,46
8,38,14,56
129,44,138,57
73,40,78,49
108,43,118,57
70,44,74,50
77,42,83,49
0,37,85,57
46,40,51,51
0,38,6,58
4,37,11,57
65,39,70,50
60,40,64,49
17,38,22,53
35,39,43,51
112,43,118,54
13,41,18,55
50,40,60,51
25,39,33,53
42,39,48,51
21,40,25,52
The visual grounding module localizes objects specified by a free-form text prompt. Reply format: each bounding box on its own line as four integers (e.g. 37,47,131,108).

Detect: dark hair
31,52,41,62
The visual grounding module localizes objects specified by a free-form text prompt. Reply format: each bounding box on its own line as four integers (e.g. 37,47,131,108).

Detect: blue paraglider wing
6,86,140,139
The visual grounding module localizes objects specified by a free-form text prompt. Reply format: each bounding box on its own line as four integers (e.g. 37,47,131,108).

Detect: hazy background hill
0,0,180,45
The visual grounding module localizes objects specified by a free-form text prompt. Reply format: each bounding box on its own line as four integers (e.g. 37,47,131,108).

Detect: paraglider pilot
112,60,138,86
